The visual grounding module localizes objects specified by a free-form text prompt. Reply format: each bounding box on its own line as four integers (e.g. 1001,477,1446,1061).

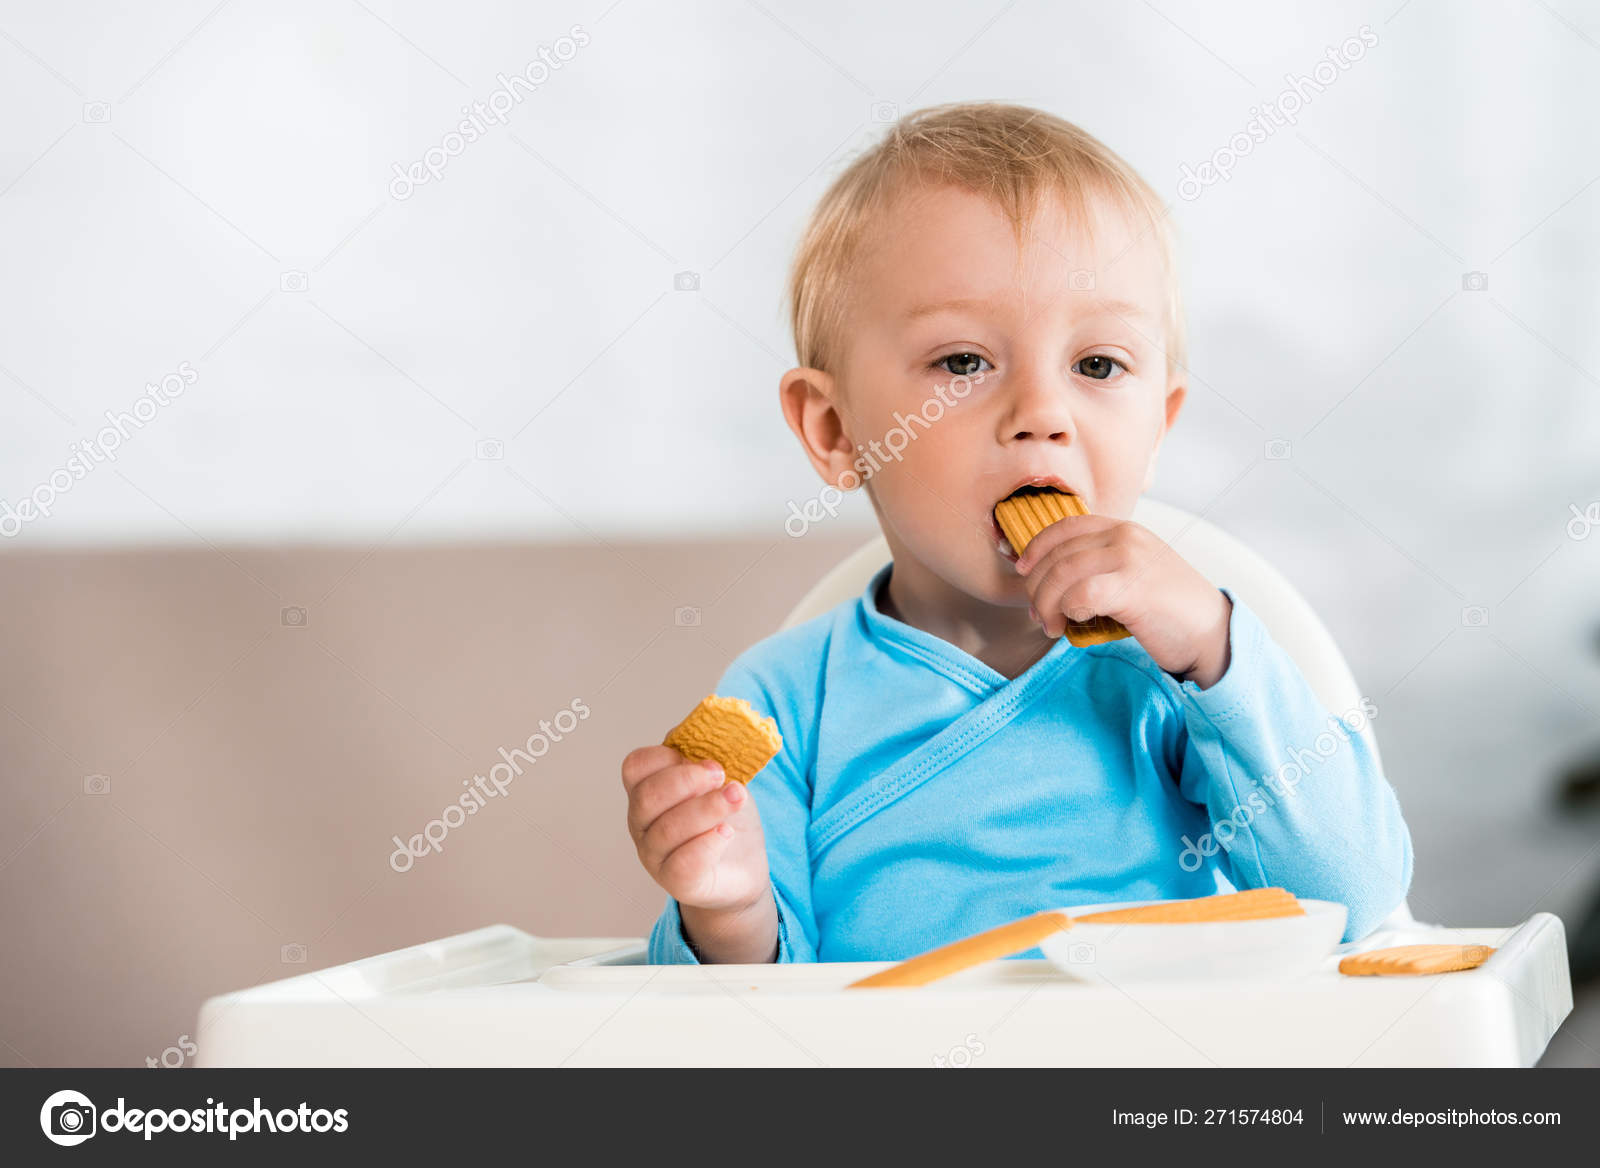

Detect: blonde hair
787,101,1185,376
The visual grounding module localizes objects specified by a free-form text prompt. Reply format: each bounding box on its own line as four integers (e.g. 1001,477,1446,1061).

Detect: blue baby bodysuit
648,560,1412,963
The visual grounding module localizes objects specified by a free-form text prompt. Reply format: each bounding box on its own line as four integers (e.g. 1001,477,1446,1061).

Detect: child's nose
1002,369,1075,443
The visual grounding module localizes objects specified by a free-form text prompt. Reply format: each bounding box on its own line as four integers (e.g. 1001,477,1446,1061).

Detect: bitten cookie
662,694,782,786
994,486,1132,647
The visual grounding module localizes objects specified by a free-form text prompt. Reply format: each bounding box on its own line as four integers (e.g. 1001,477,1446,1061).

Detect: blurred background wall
1,0,1597,1065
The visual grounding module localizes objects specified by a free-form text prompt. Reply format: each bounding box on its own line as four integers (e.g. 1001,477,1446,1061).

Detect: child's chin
972,560,1029,603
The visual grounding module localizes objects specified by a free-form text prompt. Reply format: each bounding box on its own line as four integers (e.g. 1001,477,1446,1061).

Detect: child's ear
1141,378,1187,493
780,366,859,489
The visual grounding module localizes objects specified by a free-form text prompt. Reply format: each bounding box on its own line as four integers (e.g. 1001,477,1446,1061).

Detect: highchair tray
195,914,1571,1067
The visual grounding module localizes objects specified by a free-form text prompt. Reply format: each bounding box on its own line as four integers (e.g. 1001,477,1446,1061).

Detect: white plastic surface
1037,899,1348,982
195,914,1571,1067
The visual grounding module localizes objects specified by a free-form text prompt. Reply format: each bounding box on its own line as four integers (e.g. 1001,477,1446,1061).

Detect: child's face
793,183,1186,613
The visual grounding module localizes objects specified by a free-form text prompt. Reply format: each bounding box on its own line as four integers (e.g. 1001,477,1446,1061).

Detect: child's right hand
621,745,772,919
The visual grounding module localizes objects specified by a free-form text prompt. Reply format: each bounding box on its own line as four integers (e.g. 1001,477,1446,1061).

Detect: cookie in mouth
991,487,1131,646
992,486,1085,560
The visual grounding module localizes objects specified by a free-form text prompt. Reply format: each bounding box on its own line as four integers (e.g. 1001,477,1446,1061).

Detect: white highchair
196,500,1572,1066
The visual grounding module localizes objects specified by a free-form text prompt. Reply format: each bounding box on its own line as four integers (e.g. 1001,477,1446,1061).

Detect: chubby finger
1013,515,1118,573
1027,546,1125,634
638,780,748,870
621,744,685,792
628,758,726,839
657,823,735,900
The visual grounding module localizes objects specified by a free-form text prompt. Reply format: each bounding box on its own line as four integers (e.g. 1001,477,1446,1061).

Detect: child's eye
933,352,991,377
1074,354,1127,381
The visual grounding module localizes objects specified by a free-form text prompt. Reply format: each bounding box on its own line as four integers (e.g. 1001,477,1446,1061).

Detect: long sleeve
647,657,820,963
1169,588,1414,941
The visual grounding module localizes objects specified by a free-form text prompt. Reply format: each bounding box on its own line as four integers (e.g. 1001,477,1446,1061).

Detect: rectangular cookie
994,487,1132,647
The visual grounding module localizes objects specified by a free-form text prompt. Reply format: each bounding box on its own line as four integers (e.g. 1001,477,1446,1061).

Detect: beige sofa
0,533,865,1067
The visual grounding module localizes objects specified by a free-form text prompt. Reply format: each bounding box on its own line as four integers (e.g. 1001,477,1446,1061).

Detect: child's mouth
991,483,1077,563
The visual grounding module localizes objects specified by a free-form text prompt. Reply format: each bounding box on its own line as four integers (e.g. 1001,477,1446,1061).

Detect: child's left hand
1013,514,1233,689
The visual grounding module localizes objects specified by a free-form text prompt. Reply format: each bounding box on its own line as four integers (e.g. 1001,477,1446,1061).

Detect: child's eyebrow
902,295,1153,323
1083,297,1154,322
902,296,995,322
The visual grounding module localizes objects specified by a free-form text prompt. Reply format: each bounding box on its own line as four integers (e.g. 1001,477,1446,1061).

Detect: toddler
620,102,1412,964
